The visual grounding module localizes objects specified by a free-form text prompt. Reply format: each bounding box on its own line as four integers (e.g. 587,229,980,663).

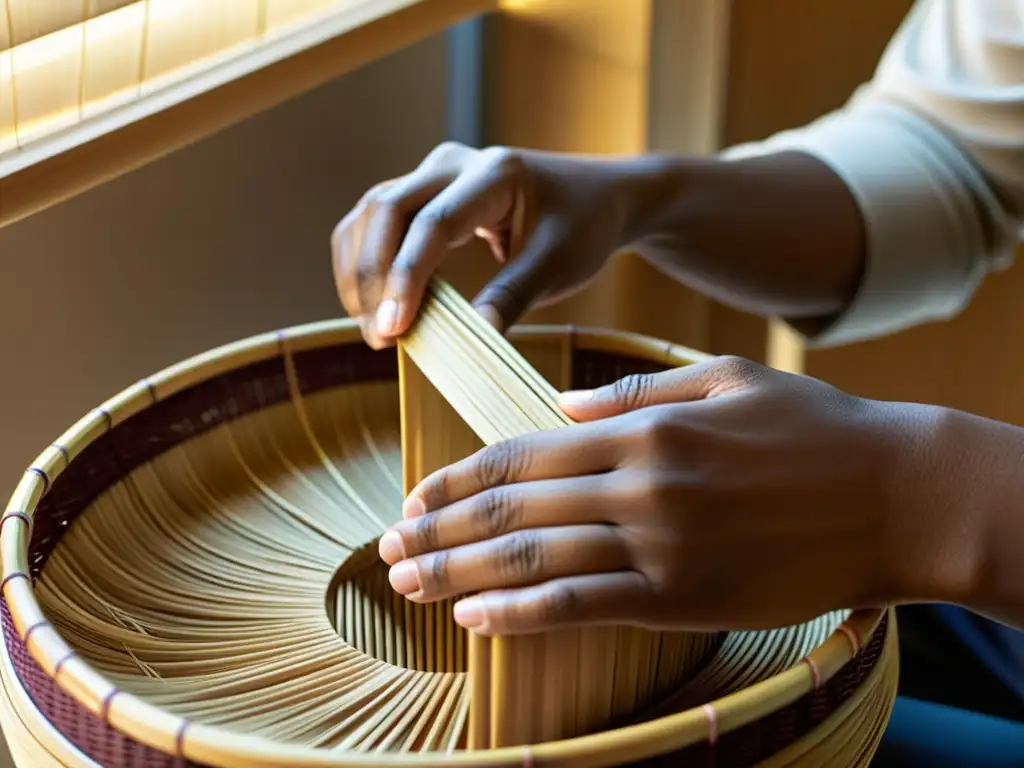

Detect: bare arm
616,150,866,326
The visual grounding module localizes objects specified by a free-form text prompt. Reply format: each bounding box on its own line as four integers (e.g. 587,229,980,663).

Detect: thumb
559,356,763,420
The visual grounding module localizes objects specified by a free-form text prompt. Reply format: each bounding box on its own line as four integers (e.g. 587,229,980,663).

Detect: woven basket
0,320,898,767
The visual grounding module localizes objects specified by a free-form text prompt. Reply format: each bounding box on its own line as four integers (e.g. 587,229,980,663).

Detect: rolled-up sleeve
722,0,1023,348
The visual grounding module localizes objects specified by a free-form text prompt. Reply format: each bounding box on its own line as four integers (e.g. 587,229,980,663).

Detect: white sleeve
721,0,1022,348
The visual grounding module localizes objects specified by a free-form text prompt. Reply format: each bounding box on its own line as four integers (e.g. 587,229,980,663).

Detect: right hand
331,142,636,348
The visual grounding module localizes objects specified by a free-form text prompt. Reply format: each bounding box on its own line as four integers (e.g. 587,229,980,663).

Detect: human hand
331,142,639,348
377,357,968,635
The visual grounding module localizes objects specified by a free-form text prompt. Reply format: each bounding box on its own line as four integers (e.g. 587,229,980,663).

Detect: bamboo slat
0,0,136,52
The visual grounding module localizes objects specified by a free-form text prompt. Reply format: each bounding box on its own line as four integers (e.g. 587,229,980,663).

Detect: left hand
377,356,955,635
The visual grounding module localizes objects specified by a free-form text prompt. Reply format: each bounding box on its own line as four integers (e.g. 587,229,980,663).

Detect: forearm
612,150,866,323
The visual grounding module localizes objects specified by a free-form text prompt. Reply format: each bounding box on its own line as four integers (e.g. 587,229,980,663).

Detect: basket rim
0,317,887,767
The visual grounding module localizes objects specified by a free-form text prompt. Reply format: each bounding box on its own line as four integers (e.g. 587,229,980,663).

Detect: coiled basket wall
0,318,898,767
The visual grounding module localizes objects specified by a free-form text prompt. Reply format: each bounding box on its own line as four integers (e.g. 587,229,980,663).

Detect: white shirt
725,0,1024,347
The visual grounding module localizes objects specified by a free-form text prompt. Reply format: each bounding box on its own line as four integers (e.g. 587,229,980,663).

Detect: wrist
603,154,704,251
944,410,1024,620
879,403,1023,612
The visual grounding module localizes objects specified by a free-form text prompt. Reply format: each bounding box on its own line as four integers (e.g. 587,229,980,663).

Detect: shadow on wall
0,34,449,503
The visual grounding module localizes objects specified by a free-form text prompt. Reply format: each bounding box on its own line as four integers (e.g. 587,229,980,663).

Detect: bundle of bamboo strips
398,279,714,747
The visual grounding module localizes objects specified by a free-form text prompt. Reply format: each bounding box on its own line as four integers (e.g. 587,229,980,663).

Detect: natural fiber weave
0,310,897,767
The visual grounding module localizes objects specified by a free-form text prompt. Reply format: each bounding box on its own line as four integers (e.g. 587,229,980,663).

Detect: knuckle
421,550,451,594
480,146,524,174
473,489,522,539
612,373,653,411
474,441,524,489
637,471,681,510
496,530,543,580
426,141,466,164
412,512,441,555
413,204,456,242
419,469,451,511
538,582,579,623
360,181,393,208
714,355,761,385
354,258,383,291
634,410,676,453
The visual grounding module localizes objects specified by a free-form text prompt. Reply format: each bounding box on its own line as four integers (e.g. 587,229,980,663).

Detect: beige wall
0,35,449,497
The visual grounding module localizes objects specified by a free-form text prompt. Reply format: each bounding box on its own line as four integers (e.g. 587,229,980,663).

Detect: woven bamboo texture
0,301,897,767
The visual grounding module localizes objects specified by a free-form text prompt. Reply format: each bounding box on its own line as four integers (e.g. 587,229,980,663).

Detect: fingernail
560,390,595,407
389,560,420,595
378,531,405,564
453,598,485,629
376,299,399,336
402,496,426,519
475,304,504,331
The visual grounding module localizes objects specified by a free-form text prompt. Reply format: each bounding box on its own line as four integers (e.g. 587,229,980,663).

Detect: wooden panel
711,0,914,367
807,247,1024,424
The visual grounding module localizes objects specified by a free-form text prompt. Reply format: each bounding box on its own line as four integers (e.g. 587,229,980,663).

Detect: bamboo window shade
0,0,495,228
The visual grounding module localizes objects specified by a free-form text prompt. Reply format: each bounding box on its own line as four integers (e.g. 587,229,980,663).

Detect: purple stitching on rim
101,687,119,721
1,511,32,534
0,572,29,591
175,719,190,758
27,467,49,494
23,620,49,647
97,408,113,432
54,650,76,676
53,444,70,466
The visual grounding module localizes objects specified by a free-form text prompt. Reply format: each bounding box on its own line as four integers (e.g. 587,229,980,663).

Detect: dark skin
331,142,1024,636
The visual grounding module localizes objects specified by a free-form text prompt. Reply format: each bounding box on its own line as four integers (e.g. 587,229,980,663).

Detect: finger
387,524,628,604
379,475,619,565
452,571,652,636
559,355,765,420
353,175,456,348
377,149,527,338
334,142,474,344
331,195,373,319
403,421,625,518
470,217,567,333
